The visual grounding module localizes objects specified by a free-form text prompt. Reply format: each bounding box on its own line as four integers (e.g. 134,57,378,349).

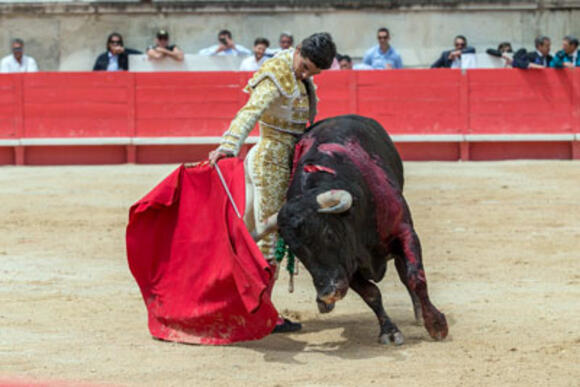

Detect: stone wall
0,0,578,70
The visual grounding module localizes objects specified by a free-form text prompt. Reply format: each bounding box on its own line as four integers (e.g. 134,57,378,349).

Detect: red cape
126,159,278,345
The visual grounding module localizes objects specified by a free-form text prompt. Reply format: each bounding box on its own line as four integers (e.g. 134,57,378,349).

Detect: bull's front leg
350,271,404,345
395,224,448,341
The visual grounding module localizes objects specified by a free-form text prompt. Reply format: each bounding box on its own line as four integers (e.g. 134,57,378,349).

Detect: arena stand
0,69,579,165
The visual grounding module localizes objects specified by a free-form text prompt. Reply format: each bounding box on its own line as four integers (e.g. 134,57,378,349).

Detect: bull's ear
316,190,353,214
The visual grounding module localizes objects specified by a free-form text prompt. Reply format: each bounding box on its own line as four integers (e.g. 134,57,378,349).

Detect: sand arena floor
1,161,579,386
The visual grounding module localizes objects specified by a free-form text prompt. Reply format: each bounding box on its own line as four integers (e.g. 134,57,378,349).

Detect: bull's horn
251,213,279,242
316,190,353,214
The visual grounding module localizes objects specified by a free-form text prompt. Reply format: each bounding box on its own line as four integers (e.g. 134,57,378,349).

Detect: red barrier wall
0,69,579,165
135,72,253,137
24,73,132,138
468,70,576,134
356,70,465,134
0,74,20,139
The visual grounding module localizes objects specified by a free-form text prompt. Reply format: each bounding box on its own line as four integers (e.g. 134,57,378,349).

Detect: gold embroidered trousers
244,127,297,261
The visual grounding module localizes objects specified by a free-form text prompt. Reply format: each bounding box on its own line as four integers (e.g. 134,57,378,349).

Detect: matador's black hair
300,32,337,70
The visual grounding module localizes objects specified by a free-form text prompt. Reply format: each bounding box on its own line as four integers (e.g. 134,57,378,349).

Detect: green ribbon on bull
275,236,295,275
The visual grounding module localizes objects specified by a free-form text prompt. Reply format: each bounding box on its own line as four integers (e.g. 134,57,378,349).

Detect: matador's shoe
272,317,302,334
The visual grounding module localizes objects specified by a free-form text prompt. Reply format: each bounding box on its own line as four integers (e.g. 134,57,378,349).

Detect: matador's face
293,49,322,81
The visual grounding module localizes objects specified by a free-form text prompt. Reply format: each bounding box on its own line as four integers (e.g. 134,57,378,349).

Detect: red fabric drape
126,159,278,345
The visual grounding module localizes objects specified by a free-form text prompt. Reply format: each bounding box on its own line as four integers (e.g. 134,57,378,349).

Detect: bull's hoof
378,331,405,346
424,309,448,340
317,299,335,314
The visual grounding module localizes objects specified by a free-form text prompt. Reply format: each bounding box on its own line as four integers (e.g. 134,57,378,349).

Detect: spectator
240,38,270,71
486,42,514,67
550,35,580,68
330,56,341,70
362,27,403,69
269,32,294,55
511,36,552,69
497,42,513,54
146,30,184,62
1,38,38,73
338,54,353,70
431,35,476,68
198,29,251,56
93,33,142,71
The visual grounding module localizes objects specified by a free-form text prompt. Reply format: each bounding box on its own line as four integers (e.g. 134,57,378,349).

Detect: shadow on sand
240,311,454,364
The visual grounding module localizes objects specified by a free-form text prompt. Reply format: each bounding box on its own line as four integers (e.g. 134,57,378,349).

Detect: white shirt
0,54,38,73
460,53,477,69
450,57,461,69
107,52,120,71
239,55,267,71
268,47,295,57
198,44,251,56
535,50,548,66
451,53,477,69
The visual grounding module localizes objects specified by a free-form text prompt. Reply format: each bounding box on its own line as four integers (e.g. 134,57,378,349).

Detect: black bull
272,114,448,344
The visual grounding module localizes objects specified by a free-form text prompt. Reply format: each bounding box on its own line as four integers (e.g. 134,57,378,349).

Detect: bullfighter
208,32,337,333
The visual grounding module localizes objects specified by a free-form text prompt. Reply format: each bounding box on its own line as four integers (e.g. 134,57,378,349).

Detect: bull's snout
317,297,335,313
315,280,349,313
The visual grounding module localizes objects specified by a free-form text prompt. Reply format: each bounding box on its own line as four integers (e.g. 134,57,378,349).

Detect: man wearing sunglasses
362,27,403,69
1,39,38,73
93,33,142,71
431,35,476,68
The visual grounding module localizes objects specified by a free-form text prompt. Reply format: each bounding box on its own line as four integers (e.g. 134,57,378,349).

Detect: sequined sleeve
217,78,281,155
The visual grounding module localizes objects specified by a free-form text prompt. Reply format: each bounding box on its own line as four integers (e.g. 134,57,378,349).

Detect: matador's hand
209,149,233,167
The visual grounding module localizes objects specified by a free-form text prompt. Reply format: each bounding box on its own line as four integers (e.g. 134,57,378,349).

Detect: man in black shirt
512,36,552,69
93,33,142,71
146,30,184,62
